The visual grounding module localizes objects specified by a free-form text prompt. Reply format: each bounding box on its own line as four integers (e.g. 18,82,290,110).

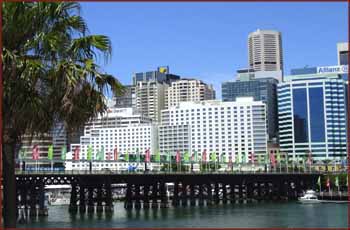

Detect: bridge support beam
160,182,168,208
69,183,78,214
104,181,113,213
124,183,133,210
87,187,95,213
135,185,141,210
198,184,204,206
172,182,179,207
79,185,86,214
38,183,48,216
222,184,227,204
96,186,103,213
143,185,150,209
181,183,187,207
190,184,196,206
152,183,158,209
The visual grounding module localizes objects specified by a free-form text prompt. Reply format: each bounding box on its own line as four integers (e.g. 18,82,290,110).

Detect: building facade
65,107,158,171
222,72,278,141
113,85,135,108
278,73,348,160
135,81,168,123
165,79,215,109
337,42,348,66
132,66,180,85
248,29,283,72
20,122,67,159
160,98,268,162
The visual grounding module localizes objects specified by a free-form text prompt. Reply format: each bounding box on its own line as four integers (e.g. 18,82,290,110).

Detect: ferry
298,190,321,204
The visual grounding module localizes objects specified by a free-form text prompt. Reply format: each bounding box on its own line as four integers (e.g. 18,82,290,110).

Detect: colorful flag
48,145,53,160
61,146,67,160
136,148,140,163
194,151,198,162
167,151,171,162
114,147,118,161
243,153,247,163
335,176,339,188
145,148,151,163
235,154,240,164
326,177,330,188
184,151,190,163
210,152,216,162
220,153,225,163
97,146,105,161
32,145,39,160
250,152,255,164
269,151,276,167
73,146,80,161
202,149,207,162
176,150,181,164
276,151,281,163
155,150,161,163
87,145,93,161
317,176,321,187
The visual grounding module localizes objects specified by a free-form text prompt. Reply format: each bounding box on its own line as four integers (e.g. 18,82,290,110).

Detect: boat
298,190,321,204
49,195,70,206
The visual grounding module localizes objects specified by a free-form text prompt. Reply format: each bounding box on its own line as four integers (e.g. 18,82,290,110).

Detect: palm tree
2,2,123,227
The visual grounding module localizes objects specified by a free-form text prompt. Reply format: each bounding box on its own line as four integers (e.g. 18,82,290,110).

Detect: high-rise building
165,79,215,109
113,85,135,108
222,70,278,141
135,81,168,123
278,72,347,160
337,42,349,66
160,98,268,161
132,66,180,85
248,29,283,73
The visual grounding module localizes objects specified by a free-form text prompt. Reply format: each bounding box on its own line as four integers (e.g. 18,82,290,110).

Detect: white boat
49,195,70,206
298,190,321,204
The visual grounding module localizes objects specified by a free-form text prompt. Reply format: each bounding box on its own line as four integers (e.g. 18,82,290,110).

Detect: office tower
132,66,180,85
160,98,268,161
113,85,135,108
278,72,347,160
337,42,349,66
135,81,168,123
222,70,278,141
248,29,283,72
165,79,215,109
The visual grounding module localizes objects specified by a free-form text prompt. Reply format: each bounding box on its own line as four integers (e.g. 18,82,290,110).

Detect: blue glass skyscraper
278,72,348,160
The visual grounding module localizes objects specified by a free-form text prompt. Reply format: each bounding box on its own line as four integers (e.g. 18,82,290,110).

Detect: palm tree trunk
3,140,17,228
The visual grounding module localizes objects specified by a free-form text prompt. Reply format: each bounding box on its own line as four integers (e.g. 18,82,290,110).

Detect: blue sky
80,2,347,98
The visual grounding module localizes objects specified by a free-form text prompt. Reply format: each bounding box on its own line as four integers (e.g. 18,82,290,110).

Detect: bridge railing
15,169,326,175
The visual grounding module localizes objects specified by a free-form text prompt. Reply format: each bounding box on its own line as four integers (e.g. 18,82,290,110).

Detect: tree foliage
3,2,123,144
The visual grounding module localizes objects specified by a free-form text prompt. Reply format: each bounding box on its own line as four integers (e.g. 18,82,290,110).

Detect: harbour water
18,201,347,228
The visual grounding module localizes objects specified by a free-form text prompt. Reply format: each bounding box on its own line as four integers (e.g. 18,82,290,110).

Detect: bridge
15,170,324,218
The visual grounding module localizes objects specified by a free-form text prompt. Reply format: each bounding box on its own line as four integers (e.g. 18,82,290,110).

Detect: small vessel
298,190,321,204
49,195,70,206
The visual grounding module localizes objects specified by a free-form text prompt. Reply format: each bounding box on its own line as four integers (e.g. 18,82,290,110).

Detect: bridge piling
143,185,150,209
79,185,86,214
87,187,95,213
172,182,179,207
69,183,78,214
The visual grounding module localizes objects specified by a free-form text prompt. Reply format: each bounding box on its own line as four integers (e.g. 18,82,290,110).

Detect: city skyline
80,2,347,98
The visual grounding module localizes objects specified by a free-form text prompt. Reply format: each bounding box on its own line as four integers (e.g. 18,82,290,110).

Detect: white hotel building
65,107,159,171
159,98,268,162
